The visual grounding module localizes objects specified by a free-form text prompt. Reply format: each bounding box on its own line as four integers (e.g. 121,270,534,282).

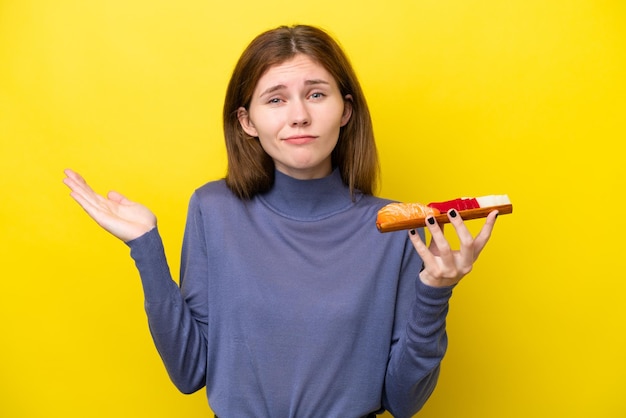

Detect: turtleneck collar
257,168,360,221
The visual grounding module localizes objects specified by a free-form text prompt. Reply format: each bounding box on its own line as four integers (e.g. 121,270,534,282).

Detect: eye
309,92,325,100
268,97,282,104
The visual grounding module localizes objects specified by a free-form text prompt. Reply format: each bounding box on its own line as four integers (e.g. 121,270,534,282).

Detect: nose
289,100,310,127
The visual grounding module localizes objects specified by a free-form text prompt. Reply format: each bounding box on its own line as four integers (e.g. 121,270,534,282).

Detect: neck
258,169,359,220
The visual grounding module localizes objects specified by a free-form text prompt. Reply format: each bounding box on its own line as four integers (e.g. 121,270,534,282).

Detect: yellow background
1,0,624,417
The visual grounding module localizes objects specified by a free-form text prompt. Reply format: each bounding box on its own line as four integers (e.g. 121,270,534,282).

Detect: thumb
107,190,131,204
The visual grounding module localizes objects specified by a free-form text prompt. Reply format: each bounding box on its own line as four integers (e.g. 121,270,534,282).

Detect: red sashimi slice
428,195,510,212
428,197,478,212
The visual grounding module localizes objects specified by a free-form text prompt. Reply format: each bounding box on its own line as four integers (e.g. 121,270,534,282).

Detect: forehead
255,54,337,89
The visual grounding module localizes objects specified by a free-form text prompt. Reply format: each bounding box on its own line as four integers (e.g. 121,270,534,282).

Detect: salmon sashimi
376,202,440,231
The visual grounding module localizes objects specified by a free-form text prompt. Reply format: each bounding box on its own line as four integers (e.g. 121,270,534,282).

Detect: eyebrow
258,79,330,98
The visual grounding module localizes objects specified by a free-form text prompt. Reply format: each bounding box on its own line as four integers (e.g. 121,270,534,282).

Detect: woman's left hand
409,209,498,288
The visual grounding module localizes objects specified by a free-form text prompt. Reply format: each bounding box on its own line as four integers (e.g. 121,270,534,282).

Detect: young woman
63,25,498,418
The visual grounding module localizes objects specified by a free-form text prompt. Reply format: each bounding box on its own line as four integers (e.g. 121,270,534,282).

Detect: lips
282,135,317,145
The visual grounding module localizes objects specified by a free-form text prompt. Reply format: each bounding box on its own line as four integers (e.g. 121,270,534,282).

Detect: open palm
63,169,157,242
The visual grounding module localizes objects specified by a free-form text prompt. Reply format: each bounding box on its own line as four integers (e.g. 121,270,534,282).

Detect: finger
424,216,453,262
63,170,95,197
68,187,108,221
472,210,498,258
408,228,437,270
63,168,80,179
63,170,108,210
63,171,110,218
65,179,101,212
63,168,80,181
446,209,475,266
63,168,89,188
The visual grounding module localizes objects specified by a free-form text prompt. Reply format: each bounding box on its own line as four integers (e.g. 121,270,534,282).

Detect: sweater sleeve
382,233,454,418
126,195,209,394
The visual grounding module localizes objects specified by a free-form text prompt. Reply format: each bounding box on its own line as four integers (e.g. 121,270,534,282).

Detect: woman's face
238,54,352,180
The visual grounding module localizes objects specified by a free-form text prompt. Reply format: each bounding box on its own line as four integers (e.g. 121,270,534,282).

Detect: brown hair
223,25,379,200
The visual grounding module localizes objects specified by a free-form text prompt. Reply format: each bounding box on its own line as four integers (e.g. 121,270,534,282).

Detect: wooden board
376,204,513,233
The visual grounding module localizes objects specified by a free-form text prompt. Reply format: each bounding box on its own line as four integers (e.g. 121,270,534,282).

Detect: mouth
282,135,317,145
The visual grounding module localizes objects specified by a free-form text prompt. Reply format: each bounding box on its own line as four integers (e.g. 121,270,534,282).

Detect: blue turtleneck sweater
127,169,453,418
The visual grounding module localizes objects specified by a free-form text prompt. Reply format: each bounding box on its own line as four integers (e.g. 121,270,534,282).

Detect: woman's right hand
63,168,157,242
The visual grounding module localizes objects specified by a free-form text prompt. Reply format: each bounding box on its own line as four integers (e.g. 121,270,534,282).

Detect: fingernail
410,229,416,235
450,209,457,218
427,216,435,225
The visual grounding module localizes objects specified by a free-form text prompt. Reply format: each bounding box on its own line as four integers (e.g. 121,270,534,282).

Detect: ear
237,107,258,137
340,94,353,127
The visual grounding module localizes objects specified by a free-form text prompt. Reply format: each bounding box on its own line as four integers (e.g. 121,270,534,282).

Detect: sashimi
428,195,510,212
376,194,512,233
